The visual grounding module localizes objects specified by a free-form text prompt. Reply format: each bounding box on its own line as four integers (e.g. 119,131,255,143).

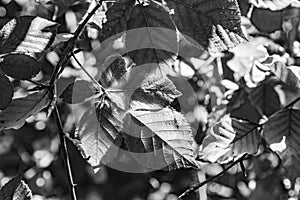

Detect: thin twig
49,2,102,86
53,106,77,200
178,154,248,199
71,52,104,92
284,96,300,109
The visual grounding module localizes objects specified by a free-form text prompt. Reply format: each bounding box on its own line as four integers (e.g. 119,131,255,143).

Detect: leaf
0,90,50,130
249,78,281,117
165,0,246,53
0,16,58,58
101,1,177,73
262,57,300,88
241,0,300,33
199,115,261,163
0,54,40,80
0,175,22,200
99,55,127,88
248,0,300,11
263,108,300,180
0,175,32,200
101,0,136,41
123,107,200,171
106,65,181,110
48,0,88,18
60,80,99,104
0,72,13,110
74,101,123,172
125,1,178,72
12,181,32,200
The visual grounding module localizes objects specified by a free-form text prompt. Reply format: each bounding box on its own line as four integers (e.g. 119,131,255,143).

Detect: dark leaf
101,0,136,41
0,54,40,80
165,0,246,53
0,72,13,110
0,90,50,130
99,55,127,88
126,1,177,72
263,108,300,180
249,78,281,117
60,80,99,104
0,175,22,200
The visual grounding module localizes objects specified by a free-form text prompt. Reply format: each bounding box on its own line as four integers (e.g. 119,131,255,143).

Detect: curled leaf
200,115,261,163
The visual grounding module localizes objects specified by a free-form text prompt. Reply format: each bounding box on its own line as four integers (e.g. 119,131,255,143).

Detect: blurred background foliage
1,0,300,200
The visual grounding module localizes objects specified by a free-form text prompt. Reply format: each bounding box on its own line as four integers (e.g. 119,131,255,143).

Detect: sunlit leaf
123,107,200,171
199,115,261,163
74,101,123,172
0,16,58,58
165,0,246,53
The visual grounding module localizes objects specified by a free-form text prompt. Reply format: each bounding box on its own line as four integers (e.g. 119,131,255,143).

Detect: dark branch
178,153,248,199
53,106,77,200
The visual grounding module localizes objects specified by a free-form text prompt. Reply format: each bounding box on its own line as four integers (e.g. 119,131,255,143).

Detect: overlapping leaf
72,56,184,171
239,0,300,33
101,0,136,41
74,102,123,172
0,16,57,78
60,80,100,104
0,90,50,130
249,78,281,117
263,108,300,180
125,1,177,72
106,64,181,110
165,0,246,53
261,57,300,88
123,107,200,170
200,115,261,163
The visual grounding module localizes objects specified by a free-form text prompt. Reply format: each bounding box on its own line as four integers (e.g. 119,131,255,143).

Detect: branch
49,2,102,86
178,153,248,199
53,106,77,200
71,52,104,92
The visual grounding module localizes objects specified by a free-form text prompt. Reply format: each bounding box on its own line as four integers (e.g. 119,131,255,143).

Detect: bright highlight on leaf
263,108,300,180
200,115,261,163
123,107,200,170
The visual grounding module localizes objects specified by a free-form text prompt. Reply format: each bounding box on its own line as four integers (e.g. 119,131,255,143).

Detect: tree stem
53,106,77,200
178,154,248,199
